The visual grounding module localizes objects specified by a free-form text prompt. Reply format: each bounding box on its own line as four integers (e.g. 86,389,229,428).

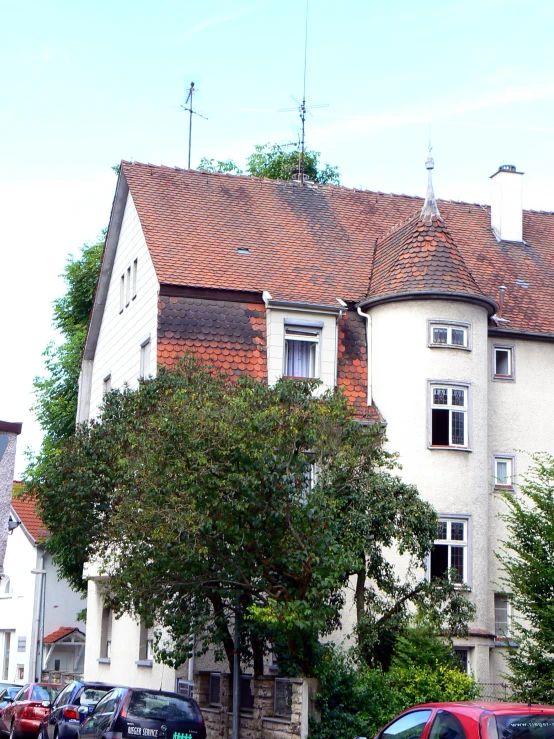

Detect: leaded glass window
433,328,448,344
429,323,468,348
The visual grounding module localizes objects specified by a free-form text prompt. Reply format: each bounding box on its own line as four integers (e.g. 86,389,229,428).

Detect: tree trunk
355,553,366,624
209,592,235,673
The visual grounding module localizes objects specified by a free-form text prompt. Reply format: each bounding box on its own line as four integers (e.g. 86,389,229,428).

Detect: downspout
335,300,347,387
37,553,46,681
357,306,372,406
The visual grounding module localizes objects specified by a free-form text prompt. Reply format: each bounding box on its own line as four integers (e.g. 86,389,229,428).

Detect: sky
2,0,554,476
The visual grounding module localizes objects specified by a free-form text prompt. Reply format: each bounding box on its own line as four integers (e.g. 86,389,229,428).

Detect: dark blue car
39,682,116,739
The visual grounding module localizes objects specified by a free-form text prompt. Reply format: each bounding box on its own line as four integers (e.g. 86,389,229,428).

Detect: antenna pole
300,0,309,184
188,82,194,169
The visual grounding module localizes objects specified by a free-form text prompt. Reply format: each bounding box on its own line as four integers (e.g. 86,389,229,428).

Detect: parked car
373,702,554,739
77,687,205,739
1,683,61,739
0,690,22,719
38,682,117,739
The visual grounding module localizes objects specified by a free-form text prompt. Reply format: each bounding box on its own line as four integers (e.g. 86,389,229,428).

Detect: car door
3,686,28,734
79,690,122,739
380,709,436,739
47,683,76,739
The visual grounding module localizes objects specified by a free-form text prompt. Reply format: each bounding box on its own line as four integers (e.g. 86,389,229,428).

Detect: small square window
454,648,470,674
140,340,151,379
493,346,514,379
284,328,319,378
493,455,514,489
495,593,510,639
103,375,111,396
429,323,469,349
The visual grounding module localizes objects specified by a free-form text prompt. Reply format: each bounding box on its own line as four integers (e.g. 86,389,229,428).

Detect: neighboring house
0,421,22,577
0,486,85,683
78,159,554,687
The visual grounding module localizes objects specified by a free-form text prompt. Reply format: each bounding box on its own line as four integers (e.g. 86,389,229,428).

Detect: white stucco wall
266,307,340,390
0,433,18,576
88,192,159,418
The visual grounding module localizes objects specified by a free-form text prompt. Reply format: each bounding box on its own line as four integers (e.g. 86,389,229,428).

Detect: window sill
493,485,515,493
428,445,472,453
429,344,471,352
97,658,111,664
135,660,153,667
0,595,13,599
282,375,319,381
492,375,515,382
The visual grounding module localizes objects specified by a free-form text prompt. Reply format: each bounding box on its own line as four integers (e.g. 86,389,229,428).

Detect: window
132,259,138,299
175,679,193,698
126,266,131,306
2,631,10,680
103,375,111,396
140,339,151,379
240,675,254,710
209,673,221,705
493,455,514,489
100,607,112,659
17,637,25,652
138,622,154,662
429,322,469,349
495,593,510,639
430,710,468,739
16,665,23,680
274,679,292,718
1,577,11,595
493,345,514,380
382,710,433,739
93,689,120,716
53,683,74,709
284,327,319,378
430,384,469,448
454,649,469,675
429,518,468,584
120,275,125,313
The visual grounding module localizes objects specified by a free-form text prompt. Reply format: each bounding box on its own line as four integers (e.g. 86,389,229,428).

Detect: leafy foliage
311,644,479,739
499,453,554,702
24,357,470,676
31,236,104,443
198,143,340,184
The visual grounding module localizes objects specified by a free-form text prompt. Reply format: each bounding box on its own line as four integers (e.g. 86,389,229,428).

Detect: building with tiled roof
78,157,554,690
0,486,85,684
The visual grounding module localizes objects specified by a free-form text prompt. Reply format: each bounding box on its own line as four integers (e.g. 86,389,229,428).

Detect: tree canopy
499,453,554,702
198,142,340,185
24,356,473,677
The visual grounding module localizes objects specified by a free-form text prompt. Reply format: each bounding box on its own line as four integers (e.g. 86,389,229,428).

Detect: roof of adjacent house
11,485,48,543
120,161,554,336
43,627,85,644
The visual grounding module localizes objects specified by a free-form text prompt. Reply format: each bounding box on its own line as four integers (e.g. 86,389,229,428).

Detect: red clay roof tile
43,627,85,644
11,485,48,542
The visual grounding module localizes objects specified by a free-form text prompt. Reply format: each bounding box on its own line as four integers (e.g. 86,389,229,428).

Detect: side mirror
41,701,51,709
78,706,89,716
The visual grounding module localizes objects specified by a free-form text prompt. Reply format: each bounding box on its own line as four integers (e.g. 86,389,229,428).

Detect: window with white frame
493,455,514,489
429,322,469,349
100,607,112,659
102,375,111,396
493,345,514,379
284,327,319,378
454,648,470,674
429,518,468,584
140,339,151,379
430,384,469,447
119,275,125,313
126,266,131,306
494,593,510,639
138,621,154,662
132,259,138,299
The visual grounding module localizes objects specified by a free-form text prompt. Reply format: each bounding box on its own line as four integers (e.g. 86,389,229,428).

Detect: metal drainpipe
231,597,240,739
36,554,46,681
356,306,372,406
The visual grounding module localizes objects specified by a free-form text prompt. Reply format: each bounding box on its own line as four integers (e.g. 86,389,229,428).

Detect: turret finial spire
421,151,441,224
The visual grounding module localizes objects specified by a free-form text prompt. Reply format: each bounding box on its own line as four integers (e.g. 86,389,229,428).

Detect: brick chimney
490,164,523,242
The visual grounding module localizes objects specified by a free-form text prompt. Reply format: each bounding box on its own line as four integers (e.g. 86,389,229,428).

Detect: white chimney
490,164,523,242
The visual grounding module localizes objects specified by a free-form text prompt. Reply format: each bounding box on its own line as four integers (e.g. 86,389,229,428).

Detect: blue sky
2,0,554,474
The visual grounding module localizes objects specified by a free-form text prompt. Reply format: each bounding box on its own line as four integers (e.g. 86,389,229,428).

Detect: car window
430,711,467,739
13,686,28,702
128,692,198,722
7,689,19,700
496,714,554,739
53,683,75,708
31,686,60,701
93,690,120,716
383,711,433,739
78,688,111,706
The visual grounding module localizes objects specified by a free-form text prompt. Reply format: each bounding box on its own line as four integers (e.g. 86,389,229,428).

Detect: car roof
128,689,192,700
411,702,554,716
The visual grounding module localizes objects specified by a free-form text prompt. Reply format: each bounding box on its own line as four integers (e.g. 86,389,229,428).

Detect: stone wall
194,673,320,739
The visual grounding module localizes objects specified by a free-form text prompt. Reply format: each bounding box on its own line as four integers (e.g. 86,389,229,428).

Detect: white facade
0,509,84,683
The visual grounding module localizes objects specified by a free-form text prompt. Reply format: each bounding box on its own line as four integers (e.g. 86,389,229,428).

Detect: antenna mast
181,81,208,169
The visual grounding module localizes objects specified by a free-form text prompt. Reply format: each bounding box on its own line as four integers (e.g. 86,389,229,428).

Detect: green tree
24,357,470,677
198,142,340,184
499,453,554,702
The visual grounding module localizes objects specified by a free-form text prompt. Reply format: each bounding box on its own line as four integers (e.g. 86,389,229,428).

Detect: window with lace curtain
283,327,319,378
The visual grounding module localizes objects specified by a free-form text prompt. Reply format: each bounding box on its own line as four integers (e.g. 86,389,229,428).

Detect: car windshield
496,714,554,739
128,692,197,722
80,689,111,706
31,686,60,701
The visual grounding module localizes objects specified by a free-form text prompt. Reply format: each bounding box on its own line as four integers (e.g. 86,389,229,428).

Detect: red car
1,684,60,739
375,702,554,739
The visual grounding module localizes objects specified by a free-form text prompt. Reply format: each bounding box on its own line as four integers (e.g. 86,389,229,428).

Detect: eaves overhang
357,290,498,316
267,299,344,315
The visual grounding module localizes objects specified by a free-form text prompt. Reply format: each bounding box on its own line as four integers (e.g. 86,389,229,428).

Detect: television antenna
181,81,208,169
278,0,327,184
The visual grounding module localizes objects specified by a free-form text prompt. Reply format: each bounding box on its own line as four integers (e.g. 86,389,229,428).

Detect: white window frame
492,454,515,490
140,338,151,380
453,647,472,675
119,274,125,313
126,266,131,306
102,374,112,396
492,344,515,381
428,381,470,450
494,593,511,640
427,514,471,587
132,259,138,300
428,320,471,350
283,326,320,379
